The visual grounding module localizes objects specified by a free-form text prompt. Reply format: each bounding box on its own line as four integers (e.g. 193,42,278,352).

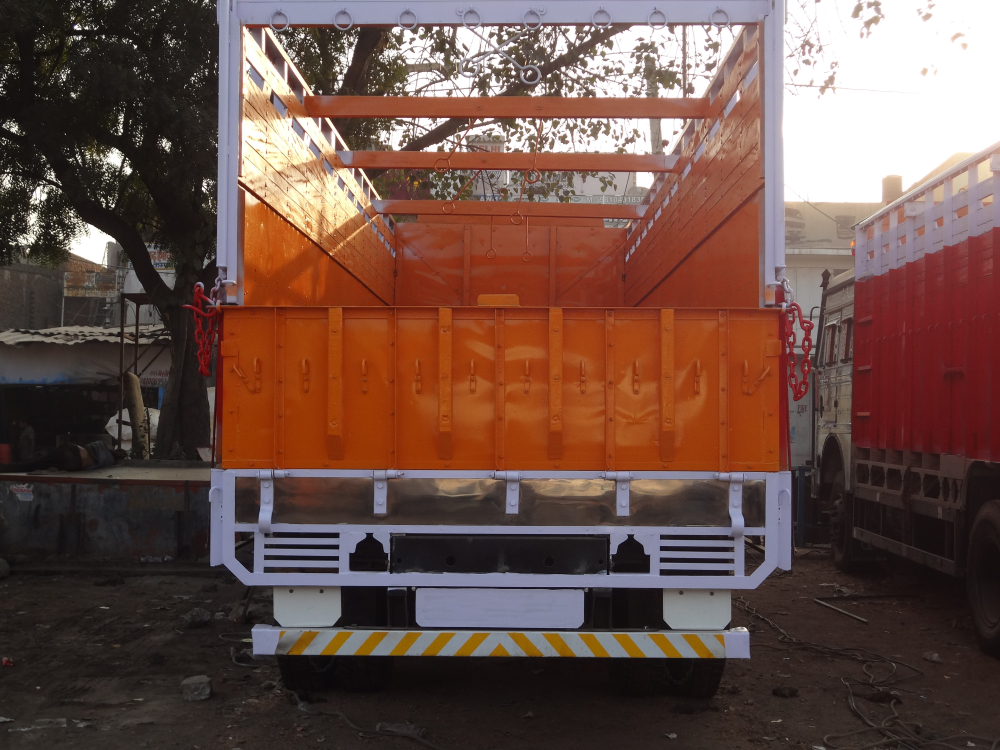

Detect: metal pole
795,467,807,547
117,295,125,448
134,303,140,374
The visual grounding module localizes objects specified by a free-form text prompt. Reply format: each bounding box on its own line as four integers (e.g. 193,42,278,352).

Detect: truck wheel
334,656,393,692
277,655,336,693
967,500,1000,656
664,658,726,699
608,659,666,696
829,472,856,572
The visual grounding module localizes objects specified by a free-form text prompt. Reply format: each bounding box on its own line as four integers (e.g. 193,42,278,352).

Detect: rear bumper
252,624,750,659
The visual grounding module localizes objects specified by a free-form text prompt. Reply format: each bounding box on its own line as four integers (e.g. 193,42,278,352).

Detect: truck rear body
210,1,793,667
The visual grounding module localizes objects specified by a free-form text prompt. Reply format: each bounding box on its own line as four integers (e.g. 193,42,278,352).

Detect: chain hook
182,274,223,377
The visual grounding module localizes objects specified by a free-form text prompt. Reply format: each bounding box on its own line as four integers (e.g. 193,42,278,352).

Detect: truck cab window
840,319,853,363
823,324,839,366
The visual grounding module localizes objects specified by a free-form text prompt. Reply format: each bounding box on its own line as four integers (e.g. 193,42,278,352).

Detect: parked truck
207,0,795,695
812,142,1000,654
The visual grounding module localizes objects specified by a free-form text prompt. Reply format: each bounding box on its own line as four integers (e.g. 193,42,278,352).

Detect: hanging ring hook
398,7,418,29
519,65,542,85
510,211,524,226
457,59,480,78
269,9,290,31
333,7,354,30
524,168,542,185
592,7,612,29
522,7,546,29
433,157,452,174
647,7,667,29
458,7,482,28
442,201,457,215
710,6,731,29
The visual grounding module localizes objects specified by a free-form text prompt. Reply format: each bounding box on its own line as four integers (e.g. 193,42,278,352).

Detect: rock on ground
180,675,212,702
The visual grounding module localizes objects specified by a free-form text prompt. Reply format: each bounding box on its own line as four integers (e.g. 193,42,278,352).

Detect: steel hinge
373,470,403,514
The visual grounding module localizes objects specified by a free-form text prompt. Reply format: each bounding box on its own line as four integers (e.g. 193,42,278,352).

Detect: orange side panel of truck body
219,306,781,473
222,26,781,474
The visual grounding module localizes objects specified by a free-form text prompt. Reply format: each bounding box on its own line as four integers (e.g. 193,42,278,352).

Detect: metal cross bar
234,1,771,28
371,199,644,219
338,151,681,173
305,96,710,120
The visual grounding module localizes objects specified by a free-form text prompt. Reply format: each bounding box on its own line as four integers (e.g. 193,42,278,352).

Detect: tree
0,0,217,458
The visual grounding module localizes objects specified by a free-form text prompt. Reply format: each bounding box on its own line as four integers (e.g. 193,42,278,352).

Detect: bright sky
71,0,999,262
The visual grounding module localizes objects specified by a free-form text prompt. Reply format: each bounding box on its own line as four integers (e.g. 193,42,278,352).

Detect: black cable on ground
735,597,1000,750
283,688,450,750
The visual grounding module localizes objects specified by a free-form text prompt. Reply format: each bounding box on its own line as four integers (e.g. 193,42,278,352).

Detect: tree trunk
154,304,211,459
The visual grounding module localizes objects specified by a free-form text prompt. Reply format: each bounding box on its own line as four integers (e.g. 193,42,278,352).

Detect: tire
609,659,665,696
967,500,1000,656
664,659,726,699
829,471,856,572
334,656,393,692
277,655,336,693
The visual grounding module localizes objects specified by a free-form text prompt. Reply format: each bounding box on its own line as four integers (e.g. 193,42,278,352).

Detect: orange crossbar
305,96,710,120
338,151,681,173
371,200,643,219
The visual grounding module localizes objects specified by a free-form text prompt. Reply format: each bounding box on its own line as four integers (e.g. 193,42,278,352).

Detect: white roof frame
215,0,785,302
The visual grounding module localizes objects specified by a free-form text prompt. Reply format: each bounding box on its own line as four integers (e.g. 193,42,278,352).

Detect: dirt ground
2,551,999,750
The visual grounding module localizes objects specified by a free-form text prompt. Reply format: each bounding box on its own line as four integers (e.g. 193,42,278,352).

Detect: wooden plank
275,309,286,466
438,307,453,460
338,151,681,173
372,200,643,220
548,308,563,460
606,310,615,471
548,227,558,306
327,308,344,460
660,309,675,462
718,311,729,471
462,226,472,306
495,309,505,470
306,96,710,120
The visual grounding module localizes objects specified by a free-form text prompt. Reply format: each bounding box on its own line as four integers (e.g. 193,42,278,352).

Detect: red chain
783,301,814,401
182,280,221,377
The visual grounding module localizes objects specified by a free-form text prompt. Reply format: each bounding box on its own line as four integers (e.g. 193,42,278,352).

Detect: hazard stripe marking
649,633,684,658
509,632,543,657
389,632,422,656
288,631,319,655
543,633,575,657
454,633,489,657
356,632,388,656
579,633,610,658
683,634,716,659
268,628,746,658
613,633,647,658
320,631,353,655
422,632,455,656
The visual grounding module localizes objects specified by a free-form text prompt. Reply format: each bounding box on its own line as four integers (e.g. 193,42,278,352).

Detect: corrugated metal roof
0,325,168,347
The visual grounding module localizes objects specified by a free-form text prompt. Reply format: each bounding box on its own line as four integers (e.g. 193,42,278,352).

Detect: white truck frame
210,0,792,673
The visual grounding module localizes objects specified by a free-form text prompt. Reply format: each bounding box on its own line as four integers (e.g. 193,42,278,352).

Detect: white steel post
762,0,785,303
217,0,241,302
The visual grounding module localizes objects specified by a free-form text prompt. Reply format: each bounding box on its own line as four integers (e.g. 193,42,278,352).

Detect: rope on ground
284,688,450,750
735,597,1000,750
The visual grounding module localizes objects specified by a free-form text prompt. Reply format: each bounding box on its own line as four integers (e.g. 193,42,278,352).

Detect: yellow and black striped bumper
252,625,749,659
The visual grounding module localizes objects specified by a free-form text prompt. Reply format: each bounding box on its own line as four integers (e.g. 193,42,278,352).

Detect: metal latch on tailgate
373,470,403,515
257,470,287,534
715,472,745,540
492,471,521,514
603,472,631,517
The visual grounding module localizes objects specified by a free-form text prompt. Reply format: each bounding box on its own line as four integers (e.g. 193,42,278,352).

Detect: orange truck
208,1,794,696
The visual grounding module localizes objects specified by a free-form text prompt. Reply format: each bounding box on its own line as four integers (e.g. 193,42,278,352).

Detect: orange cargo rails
211,2,795,685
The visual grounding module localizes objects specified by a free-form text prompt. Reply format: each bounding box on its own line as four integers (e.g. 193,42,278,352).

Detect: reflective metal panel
629,479,765,527
385,479,507,525
519,480,617,526
235,477,260,523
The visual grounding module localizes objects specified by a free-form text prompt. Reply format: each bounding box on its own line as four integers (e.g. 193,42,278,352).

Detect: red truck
812,143,1000,654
